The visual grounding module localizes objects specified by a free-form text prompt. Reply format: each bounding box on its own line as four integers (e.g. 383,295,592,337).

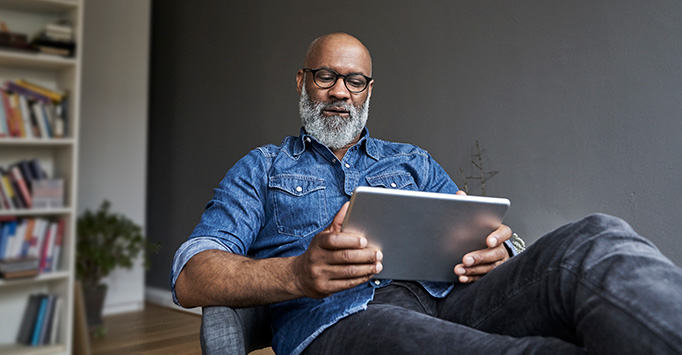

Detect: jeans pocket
269,174,328,237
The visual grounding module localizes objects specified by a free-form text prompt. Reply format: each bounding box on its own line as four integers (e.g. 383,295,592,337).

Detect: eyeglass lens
313,69,368,92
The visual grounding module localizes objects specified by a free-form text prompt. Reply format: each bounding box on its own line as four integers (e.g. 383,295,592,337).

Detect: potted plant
76,200,159,331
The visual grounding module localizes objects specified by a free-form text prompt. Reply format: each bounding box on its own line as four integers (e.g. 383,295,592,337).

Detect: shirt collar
295,127,379,160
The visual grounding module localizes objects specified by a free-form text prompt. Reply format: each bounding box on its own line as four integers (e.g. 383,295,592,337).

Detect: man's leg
438,213,682,354
304,281,584,355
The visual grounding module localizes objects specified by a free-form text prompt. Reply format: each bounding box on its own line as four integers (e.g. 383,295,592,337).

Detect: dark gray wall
147,1,682,289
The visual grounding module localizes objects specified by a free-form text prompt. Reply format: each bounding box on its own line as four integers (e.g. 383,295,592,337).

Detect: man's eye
316,74,335,82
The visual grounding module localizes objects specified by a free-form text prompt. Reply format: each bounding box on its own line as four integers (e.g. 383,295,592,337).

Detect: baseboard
103,300,144,316
145,286,202,315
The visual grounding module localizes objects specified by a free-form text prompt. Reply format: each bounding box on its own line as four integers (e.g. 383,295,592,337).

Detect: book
17,294,44,345
15,80,65,103
7,92,25,137
31,101,52,138
49,296,63,344
9,165,32,208
1,90,20,137
5,81,51,105
0,168,19,209
31,295,49,345
32,179,64,209
43,221,57,272
0,257,39,279
50,219,64,272
38,294,56,344
16,95,34,139
0,90,7,138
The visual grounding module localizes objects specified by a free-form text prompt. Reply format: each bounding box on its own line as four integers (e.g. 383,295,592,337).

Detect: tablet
341,186,510,282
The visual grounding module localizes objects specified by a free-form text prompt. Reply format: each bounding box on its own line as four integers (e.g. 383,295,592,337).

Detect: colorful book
15,79,64,102
31,295,49,345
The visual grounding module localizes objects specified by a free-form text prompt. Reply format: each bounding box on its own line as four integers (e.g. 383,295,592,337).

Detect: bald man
171,33,682,355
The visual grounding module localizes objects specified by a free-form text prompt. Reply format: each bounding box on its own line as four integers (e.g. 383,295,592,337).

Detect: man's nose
327,78,351,101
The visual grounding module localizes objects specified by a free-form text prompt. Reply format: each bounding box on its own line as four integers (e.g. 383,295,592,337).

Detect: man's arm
175,203,383,308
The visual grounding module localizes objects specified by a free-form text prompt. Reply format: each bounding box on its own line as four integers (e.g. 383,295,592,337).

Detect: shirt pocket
269,174,328,237
365,171,417,190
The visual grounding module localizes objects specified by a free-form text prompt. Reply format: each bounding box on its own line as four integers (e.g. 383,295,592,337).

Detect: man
172,33,682,354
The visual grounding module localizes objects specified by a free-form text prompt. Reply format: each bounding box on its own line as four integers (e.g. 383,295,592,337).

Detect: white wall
79,0,151,315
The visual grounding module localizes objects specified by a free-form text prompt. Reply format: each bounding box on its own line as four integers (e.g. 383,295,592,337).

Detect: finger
455,260,504,277
460,244,508,268
325,202,350,233
316,232,367,250
456,190,467,196
326,262,383,280
487,224,512,248
328,249,383,265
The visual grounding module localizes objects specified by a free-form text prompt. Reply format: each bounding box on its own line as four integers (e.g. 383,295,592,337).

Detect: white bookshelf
0,0,81,354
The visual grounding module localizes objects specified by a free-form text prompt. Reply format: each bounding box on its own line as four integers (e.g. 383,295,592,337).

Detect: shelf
0,343,66,355
0,271,70,288
0,138,75,147
0,49,76,70
0,207,73,217
0,0,77,13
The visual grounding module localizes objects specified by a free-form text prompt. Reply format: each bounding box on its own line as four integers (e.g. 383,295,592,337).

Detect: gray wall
147,0,682,290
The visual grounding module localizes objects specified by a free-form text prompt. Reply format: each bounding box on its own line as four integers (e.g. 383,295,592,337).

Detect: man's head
296,33,374,150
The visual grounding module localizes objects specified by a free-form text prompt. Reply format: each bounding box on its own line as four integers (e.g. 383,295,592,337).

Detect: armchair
201,305,273,354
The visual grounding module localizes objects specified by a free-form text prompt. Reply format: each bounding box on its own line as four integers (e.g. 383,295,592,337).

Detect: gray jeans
304,214,682,354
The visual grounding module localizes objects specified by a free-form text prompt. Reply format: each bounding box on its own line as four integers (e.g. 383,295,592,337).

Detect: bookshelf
0,0,81,354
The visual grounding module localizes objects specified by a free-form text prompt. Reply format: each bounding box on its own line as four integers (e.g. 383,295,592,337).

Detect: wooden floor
90,303,274,355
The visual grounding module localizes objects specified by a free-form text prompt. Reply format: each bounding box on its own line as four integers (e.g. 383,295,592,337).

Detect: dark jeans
304,214,682,354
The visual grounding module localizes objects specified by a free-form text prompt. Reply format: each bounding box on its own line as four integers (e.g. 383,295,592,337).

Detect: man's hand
453,190,512,283
292,202,383,299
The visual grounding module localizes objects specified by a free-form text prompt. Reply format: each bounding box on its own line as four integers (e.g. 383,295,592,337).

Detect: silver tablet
341,186,510,282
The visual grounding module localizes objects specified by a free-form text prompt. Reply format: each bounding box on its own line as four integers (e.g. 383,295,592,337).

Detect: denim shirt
172,128,492,354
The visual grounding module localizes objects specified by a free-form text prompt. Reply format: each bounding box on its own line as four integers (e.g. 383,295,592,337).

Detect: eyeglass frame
302,67,373,93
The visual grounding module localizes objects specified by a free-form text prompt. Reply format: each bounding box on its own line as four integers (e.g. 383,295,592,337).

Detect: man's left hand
453,190,512,283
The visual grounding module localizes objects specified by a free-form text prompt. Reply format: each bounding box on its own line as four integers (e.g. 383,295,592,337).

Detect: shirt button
304,137,311,143
344,163,351,168
390,183,397,188
296,186,303,192
373,280,381,286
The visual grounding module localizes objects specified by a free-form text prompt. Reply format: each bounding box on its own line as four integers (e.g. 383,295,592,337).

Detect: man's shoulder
251,135,298,158
366,136,430,159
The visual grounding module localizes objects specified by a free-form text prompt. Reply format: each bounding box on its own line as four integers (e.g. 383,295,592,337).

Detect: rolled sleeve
170,236,235,306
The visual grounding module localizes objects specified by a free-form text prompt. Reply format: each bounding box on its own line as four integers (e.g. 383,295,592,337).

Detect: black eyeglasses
302,68,373,93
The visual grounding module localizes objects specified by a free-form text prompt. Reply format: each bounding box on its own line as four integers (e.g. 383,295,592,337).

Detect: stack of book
0,80,68,139
31,22,76,57
0,159,64,211
0,217,64,279
17,293,62,346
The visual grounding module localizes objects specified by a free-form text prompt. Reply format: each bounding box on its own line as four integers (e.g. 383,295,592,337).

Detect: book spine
16,80,64,102
7,93,25,137
17,294,43,345
31,295,49,346
0,168,18,209
17,95,34,139
9,165,32,208
5,81,52,104
0,89,7,138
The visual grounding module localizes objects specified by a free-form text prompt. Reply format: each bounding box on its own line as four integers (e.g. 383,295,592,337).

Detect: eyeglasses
302,68,373,93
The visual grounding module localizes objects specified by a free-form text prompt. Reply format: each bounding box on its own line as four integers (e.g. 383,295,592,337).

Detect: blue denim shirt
172,128,499,354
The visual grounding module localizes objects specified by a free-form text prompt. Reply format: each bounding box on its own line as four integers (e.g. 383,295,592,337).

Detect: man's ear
366,80,374,100
296,70,305,94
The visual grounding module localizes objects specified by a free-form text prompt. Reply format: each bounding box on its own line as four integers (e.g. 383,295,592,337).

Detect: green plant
76,200,159,289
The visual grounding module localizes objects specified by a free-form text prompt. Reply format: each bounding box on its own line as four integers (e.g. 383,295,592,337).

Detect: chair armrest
201,305,272,354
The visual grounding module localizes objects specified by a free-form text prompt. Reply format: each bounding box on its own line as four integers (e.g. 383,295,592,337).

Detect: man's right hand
292,202,383,299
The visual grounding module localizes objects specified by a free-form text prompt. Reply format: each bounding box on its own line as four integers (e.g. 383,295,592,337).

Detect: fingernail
460,275,469,283
464,256,475,266
376,250,383,261
375,262,383,273
360,237,367,247
455,266,465,275
490,236,499,246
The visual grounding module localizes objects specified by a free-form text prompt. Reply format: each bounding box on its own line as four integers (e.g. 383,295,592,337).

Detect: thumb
325,202,350,233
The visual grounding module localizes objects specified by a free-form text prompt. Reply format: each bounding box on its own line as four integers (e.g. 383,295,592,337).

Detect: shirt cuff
170,236,235,306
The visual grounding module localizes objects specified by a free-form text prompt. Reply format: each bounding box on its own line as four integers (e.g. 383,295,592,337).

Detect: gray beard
299,86,370,150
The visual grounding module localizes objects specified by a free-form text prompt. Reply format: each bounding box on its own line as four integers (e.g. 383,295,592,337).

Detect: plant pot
82,283,107,331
